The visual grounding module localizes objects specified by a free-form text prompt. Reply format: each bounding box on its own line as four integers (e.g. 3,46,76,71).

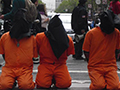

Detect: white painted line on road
71,83,90,88
69,70,88,73
0,69,120,74
72,80,91,84
32,70,89,73
32,70,120,74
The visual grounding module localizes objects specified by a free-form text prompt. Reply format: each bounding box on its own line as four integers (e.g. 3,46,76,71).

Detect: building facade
56,0,63,9
42,0,63,12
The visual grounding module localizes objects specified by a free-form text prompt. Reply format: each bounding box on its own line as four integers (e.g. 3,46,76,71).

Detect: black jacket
1,0,12,14
71,4,88,35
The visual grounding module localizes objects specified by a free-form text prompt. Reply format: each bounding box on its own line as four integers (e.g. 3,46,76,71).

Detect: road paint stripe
72,80,91,84
32,70,120,74
0,69,120,74
33,70,120,74
71,83,90,88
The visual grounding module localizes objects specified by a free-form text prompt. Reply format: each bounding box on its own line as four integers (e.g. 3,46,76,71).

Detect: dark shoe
12,81,17,89
33,57,39,64
0,63,2,67
72,55,76,58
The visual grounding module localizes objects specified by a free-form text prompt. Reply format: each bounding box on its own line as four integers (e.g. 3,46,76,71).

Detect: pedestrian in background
71,0,88,60
1,0,12,14
0,0,37,26
35,15,75,89
37,4,49,32
83,10,120,90
109,0,120,17
31,0,38,6
31,0,42,34
0,8,38,89
0,0,25,22
1,0,12,32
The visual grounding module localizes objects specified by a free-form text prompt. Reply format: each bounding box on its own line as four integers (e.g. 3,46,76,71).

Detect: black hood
45,15,69,59
9,8,31,40
99,10,115,34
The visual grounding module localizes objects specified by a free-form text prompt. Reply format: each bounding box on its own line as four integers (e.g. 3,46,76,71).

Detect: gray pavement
0,55,120,90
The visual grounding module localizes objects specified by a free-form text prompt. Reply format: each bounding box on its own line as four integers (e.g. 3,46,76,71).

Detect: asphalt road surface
0,55,120,90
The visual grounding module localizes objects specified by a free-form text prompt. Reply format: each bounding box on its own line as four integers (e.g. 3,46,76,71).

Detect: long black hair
37,4,47,16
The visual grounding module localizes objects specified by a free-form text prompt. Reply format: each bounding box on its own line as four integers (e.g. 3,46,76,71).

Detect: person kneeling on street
35,15,75,89
83,10,120,90
0,8,38,90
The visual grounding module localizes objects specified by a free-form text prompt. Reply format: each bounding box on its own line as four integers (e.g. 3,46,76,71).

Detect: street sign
95,0,101,5
88,4,92,8
102,0,107,4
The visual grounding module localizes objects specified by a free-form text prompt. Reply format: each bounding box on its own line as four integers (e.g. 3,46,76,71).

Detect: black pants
74,38,84,58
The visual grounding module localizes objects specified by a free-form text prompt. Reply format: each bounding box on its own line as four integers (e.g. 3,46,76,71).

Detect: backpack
24,0,37,22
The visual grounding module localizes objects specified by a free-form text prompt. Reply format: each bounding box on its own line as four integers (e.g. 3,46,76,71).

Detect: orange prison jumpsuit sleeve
0,32,37,90
83,27,120,90
35,33,75,88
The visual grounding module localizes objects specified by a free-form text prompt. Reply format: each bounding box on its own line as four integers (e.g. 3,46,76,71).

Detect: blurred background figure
31,0,38,6
0,0,25,34
109,0,120,17
1,0,12,14
1,0,12,32
71,0,88,60
31,0,42,35
90,19,95,29
108,0,120,31
0,0,25,21
37,4,49,32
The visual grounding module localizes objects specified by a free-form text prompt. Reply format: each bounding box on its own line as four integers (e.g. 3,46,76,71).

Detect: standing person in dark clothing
0,0,25,22
71,0,88,60
1,0,12,14
0,0,25,33
1,0,12,32
0,0,38,33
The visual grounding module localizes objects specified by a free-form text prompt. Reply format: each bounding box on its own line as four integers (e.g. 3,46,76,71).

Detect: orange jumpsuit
82,27,120,90
35,32,75,88
0,32,38,90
